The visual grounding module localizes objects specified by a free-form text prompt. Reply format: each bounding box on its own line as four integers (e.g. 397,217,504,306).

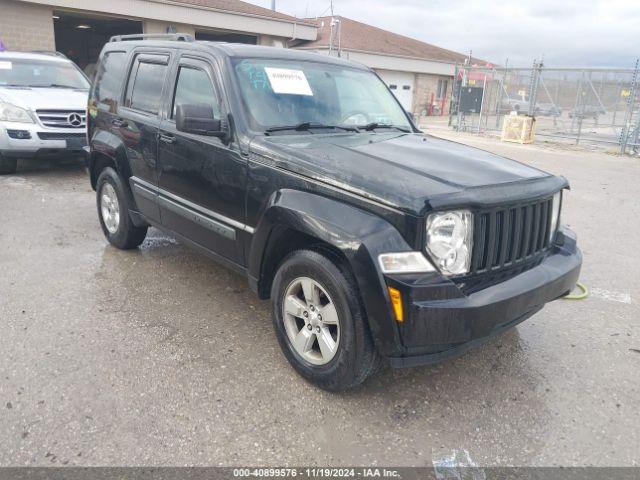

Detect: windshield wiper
265,122,359,134
357,122,411,133
30,83,78,89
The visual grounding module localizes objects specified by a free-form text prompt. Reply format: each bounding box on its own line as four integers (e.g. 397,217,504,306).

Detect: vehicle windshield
232,58,412,133
0,58,89,89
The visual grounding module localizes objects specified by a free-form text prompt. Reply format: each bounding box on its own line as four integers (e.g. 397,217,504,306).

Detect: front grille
37,132,86,140
36,110,86,128
471,197,554,274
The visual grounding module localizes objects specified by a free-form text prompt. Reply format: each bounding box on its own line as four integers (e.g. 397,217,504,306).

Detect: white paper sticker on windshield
0,61,12,70
264,67,313,96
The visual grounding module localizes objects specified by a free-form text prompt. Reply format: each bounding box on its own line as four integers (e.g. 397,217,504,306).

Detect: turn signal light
387,286,404,323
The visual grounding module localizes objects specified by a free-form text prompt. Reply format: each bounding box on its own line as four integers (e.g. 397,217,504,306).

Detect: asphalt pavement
0,137,638,466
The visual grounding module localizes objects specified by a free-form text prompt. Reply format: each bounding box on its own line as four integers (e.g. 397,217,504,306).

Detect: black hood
251,132,554,215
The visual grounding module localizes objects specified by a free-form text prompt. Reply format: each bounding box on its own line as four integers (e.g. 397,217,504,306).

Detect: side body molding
248,189,414,356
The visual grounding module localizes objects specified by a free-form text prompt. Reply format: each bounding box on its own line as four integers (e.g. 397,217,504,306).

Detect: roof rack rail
109,33,195,43
30,50,68,59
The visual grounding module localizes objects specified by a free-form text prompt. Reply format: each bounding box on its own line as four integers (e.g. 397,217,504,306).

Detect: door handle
159,133,176,144
111,118,128,128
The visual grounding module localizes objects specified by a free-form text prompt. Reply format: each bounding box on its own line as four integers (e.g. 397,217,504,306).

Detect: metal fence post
619,59,639,154
527,60,541,117
449,64,458,127
571,71,585,143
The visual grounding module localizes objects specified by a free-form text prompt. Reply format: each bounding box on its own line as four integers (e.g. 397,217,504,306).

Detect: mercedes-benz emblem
67,112,83,127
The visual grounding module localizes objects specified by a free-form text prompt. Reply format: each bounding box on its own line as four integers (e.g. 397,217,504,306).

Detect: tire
96,167,147,249
271,249,381,391
0,156,17,175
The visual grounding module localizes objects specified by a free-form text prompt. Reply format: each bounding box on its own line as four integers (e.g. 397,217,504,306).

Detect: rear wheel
271,249,381,390
96,167,147,249
0,155,17,175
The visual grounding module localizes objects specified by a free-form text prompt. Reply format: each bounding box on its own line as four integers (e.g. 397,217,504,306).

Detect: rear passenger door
156,57,247,265
119,52,170,224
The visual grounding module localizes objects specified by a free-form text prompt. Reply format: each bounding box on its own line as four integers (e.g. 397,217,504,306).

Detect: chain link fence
448,60,640,154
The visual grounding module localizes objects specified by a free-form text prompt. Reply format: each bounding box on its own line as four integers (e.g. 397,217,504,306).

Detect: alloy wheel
100,183,120,234
282,276,341,365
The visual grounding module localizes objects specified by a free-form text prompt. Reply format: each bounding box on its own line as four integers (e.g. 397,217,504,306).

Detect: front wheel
271,249,381,390
96,167,147,249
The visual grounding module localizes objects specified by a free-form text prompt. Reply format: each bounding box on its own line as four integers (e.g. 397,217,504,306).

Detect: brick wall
412,72,453,119
0,0,55,51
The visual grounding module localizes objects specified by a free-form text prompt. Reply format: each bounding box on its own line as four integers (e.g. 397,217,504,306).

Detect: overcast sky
249,0,639,68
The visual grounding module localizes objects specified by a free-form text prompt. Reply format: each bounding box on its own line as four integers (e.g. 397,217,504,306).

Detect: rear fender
88,129,133,190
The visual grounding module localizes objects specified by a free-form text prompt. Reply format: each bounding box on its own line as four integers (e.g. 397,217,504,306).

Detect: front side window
128,61,167,115
232,58,411,132
172,66,220,119
0,58,89,89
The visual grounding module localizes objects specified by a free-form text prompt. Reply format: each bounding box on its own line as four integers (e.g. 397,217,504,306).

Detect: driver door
156,57,246,265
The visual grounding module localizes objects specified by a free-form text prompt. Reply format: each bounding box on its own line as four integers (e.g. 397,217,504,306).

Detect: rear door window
126,55,169,115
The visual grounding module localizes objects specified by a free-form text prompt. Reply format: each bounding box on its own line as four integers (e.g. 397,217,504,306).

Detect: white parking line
590,288,632,304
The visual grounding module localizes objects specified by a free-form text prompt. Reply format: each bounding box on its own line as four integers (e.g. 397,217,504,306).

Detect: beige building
0,1,480,121
0,0,316,69
295,16,479,120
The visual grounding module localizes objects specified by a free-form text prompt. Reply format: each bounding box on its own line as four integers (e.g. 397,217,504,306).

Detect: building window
402,85,411,90
195,30,257,45
389,84,397,90
437,79,449,99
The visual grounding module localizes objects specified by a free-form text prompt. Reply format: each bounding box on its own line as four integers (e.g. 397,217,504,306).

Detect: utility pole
271,0,276,11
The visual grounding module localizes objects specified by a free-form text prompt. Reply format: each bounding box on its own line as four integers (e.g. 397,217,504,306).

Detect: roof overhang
17,0,317,40
299,47,456,76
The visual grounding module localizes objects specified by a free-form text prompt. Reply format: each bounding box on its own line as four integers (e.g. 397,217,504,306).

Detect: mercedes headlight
425,210,473,275
0,101,34,123
549,191,562,242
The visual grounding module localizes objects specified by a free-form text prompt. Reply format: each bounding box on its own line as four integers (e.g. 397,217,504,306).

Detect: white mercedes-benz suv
0,51,90,174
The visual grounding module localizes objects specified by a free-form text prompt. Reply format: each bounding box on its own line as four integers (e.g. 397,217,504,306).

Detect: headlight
0,101,34,123
425,210,473,275
549,191,562,242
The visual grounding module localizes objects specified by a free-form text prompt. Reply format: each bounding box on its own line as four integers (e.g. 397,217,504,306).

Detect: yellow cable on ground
562,282,589,300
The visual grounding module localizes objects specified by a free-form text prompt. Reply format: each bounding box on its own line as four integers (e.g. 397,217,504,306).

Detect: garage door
377,70,415,111
54,12,143,75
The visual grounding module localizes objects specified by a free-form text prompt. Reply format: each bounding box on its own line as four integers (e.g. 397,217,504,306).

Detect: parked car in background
499,94,562,117
499,93,533,114
568,105,607,120
535,102,562,117
0,51,89,174
87,35,582,390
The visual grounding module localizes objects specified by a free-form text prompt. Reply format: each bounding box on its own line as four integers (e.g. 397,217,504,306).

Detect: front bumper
385,227,582,367
0,122,87,158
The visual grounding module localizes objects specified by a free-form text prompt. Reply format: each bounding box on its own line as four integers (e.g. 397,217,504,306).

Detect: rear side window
127,60,168,115
93,51,126,112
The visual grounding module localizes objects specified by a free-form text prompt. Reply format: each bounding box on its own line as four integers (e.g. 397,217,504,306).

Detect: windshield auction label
264,67,313,96
0,61,12,70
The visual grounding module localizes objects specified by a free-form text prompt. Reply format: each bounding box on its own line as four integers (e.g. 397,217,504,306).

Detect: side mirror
176,103,225,138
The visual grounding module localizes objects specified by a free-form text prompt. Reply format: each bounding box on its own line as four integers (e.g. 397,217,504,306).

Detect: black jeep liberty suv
87,34,582,390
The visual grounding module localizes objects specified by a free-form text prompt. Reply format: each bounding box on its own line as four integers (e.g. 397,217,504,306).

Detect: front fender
249,189,415,357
